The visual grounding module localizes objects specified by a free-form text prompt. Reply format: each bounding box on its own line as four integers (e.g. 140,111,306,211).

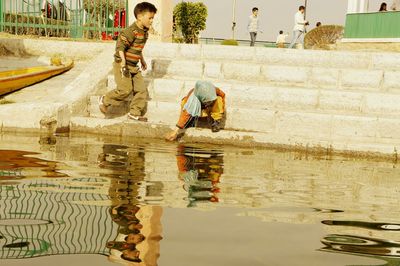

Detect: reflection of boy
121,249,141,263
126,233,145,244
176,145,223,207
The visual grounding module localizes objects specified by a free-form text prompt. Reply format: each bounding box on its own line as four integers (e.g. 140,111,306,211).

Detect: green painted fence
0,0,3,32
344,11,400,39
0,0,128,40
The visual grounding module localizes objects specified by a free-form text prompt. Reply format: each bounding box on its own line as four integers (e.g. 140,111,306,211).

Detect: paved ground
0,56,48,71
0,56,89,103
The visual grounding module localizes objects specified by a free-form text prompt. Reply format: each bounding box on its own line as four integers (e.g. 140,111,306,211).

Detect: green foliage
221,39,238,46
173,2,207,44
83,0,125,13
172,37,185,43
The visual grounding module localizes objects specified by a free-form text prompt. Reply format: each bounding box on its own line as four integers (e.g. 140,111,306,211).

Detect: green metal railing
199,37,281,48
344,11,400,39
0,0,128,40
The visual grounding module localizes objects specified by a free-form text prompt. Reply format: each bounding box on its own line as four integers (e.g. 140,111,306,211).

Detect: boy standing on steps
99,2,157,122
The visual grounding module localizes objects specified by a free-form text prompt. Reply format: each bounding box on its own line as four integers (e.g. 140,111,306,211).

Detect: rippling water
0,133,399,266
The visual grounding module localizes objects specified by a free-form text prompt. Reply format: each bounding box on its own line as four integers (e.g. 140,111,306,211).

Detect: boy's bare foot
127,113,148,122
98,95,108,114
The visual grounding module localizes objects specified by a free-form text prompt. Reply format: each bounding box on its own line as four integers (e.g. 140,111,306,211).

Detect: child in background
276,30,288,48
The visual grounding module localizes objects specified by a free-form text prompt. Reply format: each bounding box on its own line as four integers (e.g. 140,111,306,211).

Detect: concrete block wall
148,58,400,93
144,43,400,70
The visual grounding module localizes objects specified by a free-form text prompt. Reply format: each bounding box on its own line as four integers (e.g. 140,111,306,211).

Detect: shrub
221,39,238,46
304,25,344,50
173,2,207,44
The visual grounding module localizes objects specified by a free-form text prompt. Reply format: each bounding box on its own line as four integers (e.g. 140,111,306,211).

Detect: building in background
341,0,400,51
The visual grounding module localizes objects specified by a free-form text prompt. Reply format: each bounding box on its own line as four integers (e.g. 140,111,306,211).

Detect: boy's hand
120,61,126,69
165,129,179,141
140,59,147,71
121,66,130,78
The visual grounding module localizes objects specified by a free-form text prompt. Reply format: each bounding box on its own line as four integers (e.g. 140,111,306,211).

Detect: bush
221,39,238,46
304,25,344,50
3,13,70,37
173,2,207,44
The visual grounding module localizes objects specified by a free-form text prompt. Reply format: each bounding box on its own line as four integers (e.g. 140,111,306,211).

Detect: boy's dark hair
279,30,283,34
134,2,157,19
252,7,258,12
299,5,305,11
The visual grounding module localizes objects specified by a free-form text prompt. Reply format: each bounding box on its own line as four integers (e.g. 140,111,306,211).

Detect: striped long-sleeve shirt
114,22,149,67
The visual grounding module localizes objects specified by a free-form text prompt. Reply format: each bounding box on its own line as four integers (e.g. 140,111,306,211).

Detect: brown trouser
277,43,285,48
103,62,147,116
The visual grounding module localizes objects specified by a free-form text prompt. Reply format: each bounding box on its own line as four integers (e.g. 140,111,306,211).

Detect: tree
83,0,125,26
173,2,207,44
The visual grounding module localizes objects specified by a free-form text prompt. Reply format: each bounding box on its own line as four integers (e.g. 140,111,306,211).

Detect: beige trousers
103,62,148,116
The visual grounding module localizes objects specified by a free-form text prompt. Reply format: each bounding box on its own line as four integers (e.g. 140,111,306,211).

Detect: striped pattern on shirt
114,22,149,67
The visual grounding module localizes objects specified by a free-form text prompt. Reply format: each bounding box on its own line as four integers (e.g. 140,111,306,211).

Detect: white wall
172,0,348,42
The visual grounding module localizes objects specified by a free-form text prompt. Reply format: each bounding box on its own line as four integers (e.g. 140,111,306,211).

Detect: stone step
144,43,400,71
70,113,400,156
85,98,400,143
96,76,400,119
145,101,400,140
147,78,400,116
146,58,399,93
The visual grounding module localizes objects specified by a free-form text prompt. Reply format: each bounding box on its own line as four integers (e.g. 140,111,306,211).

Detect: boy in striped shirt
99,2,157,122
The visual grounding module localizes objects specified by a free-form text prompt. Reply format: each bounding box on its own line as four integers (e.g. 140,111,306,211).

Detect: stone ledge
70,116,400,158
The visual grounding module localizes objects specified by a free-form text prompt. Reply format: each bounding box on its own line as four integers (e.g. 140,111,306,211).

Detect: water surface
0,133,399,266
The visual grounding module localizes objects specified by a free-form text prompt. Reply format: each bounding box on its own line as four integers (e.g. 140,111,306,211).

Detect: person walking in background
276,31,288,48
288,6,309,49
379,2,388,11
390,0,399,10
248,7,260,47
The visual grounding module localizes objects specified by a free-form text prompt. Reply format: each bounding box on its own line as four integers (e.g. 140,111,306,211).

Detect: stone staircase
70,43,400,156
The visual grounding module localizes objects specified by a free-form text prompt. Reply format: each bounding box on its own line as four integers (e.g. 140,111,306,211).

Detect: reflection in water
0,150,115,259
314,208,344,214
0,150,66,179
322,220,400,231
2,136,400,266
176,145,223,208
321,234,400,266
321,219,400,265
98,144,163,265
